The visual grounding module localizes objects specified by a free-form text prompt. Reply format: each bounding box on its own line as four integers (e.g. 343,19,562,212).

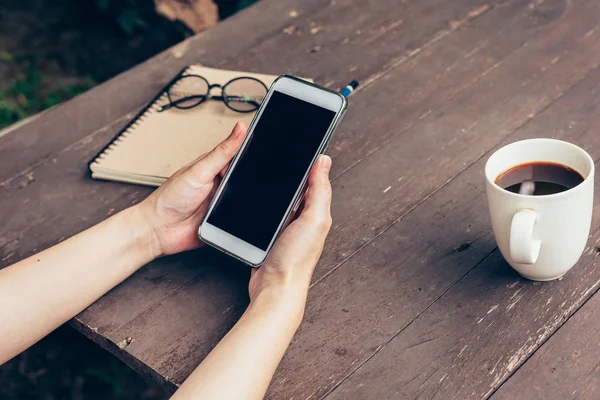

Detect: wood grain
76,1,600,395
0,0,508,321
325,68,600,400
1,0,503,264
74,247,249,393
0,0,505,391
491,289,600,400
232,0,534,176
0,0,507,352
0,0,500,185
0,0,333,182
315,0,600,280
3,0,600,397
328,246,600,400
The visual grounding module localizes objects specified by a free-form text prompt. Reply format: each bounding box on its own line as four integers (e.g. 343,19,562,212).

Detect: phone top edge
272,75,347,112
277,74,345,97
198,74,348,266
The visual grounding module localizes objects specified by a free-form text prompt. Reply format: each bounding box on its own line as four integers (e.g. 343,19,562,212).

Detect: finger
300,155,333,230
294,196,306,219
219,163,230,178
191,122,247,179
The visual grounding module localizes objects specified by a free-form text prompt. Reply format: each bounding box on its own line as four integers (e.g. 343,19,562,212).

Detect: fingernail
232,122,244,138
320,155,332,172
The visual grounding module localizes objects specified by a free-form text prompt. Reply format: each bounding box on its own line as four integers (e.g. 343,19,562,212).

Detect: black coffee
495,161,584,195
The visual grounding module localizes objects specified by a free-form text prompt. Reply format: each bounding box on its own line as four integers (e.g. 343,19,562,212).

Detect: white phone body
198,75,347,267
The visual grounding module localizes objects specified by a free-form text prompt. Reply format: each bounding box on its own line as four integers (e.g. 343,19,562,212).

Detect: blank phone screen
207,90,336,250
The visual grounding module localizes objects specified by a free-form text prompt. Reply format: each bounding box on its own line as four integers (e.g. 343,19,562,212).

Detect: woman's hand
138,119,333,313
172,155,333,400
138,122,247,257
248,155,333,314
0,123,248,363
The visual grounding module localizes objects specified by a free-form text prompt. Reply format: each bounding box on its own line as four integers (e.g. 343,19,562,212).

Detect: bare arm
1,122,334,400
172,288,305,400
172,155,333,400
0,206,157,363
0,123,248,363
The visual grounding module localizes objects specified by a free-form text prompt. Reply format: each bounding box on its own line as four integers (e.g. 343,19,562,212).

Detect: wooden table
3,0,600,398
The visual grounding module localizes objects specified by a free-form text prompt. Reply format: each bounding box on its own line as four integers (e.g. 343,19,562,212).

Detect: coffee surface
495,161,584,196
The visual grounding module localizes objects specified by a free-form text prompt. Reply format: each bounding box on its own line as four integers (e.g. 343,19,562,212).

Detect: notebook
89,65,279,186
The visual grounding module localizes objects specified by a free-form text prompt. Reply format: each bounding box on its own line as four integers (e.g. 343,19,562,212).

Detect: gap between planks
51,0,575,349
0,112,136,187
320,248,498,399
485,157,600,400
0,0,331,184
318,62,600,399
330,2,502,181
311,53,590,290
3,0,499,189
486,267,600,399
1,0,507,330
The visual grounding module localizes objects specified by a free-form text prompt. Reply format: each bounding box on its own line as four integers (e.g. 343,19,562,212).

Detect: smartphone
198,75,348,266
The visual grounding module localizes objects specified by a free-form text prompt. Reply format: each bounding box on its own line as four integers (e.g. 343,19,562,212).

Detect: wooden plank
328,247,600,400
324,75,600,399
1,4,519,376
314,0,600,280
91,2,600,395
0,0,334,182
1,0,502,264
93,255,250,392
0,0,506,389
74,249,236,335
3,0,598,393
491,289,600,400
73,247,249,394
0,0,506,322
0,0,497,184
229,0,550,177
225,0,507,173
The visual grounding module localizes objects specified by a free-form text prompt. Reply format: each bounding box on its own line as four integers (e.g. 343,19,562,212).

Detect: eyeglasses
159,74,269,113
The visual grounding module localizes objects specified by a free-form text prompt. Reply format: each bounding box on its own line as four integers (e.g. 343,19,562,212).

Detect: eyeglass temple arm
158,95,207,112
158,93,262,112
221,95,262,107
210,95,262,107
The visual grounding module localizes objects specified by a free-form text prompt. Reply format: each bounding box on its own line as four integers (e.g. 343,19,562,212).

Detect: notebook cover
89,65,279,186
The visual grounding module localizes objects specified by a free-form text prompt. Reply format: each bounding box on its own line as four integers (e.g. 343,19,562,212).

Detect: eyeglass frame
159,74,269,113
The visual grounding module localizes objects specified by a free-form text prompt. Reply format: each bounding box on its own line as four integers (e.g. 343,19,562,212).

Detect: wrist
120,205,163,262
249,283,308,327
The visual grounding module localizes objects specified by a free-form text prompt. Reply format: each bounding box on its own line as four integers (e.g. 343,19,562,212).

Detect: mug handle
510,209,541,264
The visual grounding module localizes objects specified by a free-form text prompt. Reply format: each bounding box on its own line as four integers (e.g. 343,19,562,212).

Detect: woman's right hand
171,155,333,400
247,155,333,314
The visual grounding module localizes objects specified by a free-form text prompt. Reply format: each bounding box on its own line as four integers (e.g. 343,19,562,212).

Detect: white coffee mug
485,139,594,281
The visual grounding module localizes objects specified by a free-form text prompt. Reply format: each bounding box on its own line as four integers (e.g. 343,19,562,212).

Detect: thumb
300,155,333,230
190,122,247,180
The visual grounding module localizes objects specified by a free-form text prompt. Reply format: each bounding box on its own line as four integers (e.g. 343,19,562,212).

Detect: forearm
0,205,158,364
172,286,306,400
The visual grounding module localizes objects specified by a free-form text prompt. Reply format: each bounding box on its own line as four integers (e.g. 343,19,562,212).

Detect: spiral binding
89,66,192,168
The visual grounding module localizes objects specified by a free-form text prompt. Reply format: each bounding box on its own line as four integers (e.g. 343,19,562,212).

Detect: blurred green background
0,1,257,399
0,0,258,131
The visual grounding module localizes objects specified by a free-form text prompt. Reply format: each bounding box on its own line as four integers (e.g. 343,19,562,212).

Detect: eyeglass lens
223,78,267,112
168,75,209,109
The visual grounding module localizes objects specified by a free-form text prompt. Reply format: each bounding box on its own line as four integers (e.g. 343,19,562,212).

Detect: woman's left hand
138,122,247,257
